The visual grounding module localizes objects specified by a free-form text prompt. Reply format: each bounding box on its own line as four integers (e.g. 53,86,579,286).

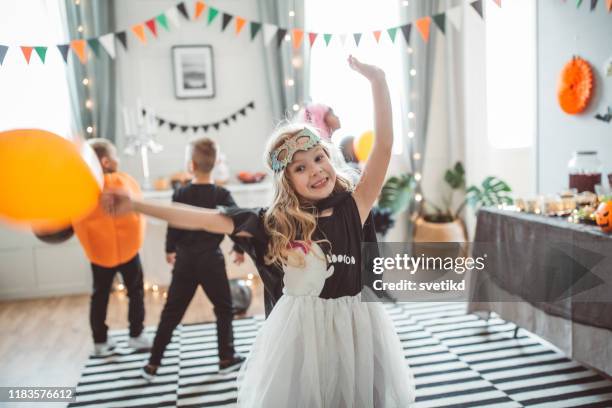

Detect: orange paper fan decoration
558,57,594,114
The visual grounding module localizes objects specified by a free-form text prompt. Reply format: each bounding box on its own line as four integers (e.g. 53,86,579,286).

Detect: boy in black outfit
142,138,246,380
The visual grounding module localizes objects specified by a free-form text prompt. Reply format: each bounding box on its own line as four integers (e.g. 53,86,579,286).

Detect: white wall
114,0,276,183
537,1,612,193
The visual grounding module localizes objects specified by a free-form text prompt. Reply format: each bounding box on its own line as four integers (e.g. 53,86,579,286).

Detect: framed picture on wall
172,45,215,99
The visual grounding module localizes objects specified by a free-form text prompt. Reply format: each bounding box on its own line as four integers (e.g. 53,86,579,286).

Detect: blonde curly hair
262,123,357,267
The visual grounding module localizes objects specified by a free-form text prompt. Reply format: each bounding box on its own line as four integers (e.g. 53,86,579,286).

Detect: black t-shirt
221,191,379,316
166,183,244,254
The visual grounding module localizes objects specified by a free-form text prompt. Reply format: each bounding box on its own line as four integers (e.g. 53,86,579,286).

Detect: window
485,0,536,149
0,0,72,137
306,0,407,154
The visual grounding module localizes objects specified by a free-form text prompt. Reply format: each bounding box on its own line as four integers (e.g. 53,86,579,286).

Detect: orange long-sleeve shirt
73,172,145,268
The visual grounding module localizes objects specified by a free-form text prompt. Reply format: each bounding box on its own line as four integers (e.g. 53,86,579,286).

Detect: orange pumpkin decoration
558,57,594,114
595,201,612,233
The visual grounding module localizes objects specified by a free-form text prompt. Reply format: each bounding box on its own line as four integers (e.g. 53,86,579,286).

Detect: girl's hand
101,188,133,216
348,55,385,82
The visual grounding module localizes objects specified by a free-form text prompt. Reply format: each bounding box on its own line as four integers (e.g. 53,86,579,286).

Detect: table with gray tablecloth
467,207,612,375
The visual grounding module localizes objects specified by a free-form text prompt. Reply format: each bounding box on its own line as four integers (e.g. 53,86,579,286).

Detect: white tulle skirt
237,293,416,408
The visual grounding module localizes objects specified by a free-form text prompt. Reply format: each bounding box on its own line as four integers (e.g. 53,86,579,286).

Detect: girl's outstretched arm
348,55,393,224
102,190,249,236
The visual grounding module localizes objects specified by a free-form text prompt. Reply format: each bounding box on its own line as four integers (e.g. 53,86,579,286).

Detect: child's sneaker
141,364,158,382
219,355,245,373
128,333,152,351
93,338,117,356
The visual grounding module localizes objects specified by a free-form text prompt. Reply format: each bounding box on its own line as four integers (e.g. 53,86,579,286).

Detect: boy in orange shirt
73,138,151,355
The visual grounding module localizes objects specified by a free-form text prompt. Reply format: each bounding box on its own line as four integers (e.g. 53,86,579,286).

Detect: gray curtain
61,0,116,141
401,0,439,223
257,0,308,123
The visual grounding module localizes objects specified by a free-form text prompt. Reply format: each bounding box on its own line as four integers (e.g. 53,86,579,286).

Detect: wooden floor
0,278,264,389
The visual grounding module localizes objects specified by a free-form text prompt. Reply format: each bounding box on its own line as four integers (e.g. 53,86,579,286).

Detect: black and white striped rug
69,303,612,407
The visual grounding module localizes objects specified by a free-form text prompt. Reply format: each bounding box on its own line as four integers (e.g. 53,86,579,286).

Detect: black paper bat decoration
595,107,612,123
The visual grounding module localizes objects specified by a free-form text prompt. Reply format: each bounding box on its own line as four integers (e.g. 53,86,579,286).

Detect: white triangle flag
98,33,116,59
166,7,182,28
446,6,463,31
263,24,277,46
339,34,348,47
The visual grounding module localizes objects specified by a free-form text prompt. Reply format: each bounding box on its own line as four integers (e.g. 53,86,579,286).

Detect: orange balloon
354,130,375,162
0,129,103,230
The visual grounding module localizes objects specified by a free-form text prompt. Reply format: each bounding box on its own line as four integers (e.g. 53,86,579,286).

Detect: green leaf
378,173,415,214
444,161,466,190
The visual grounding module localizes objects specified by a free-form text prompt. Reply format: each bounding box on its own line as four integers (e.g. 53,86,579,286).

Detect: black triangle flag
590,0,598,10
169,122,177,131
176,2,190,20
239,108,247,116
141,108,146,116
157,118,165,126
87,38,101,57
57,44,70,63
213,123,220,131
400,24,412,44
231,113,237,121
0,45,8,65
276,28,287,48
247,101,255,109
433,13,446,34
250,22,262,40
192,126,199,132
471,0,484,19
180,125,189,133
222,118,230,126
353,33,362,47
221,13,233,31
203,124,210,132
116,31,128,50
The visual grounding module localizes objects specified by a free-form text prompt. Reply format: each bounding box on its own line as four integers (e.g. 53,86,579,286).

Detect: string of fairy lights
74,0,95,137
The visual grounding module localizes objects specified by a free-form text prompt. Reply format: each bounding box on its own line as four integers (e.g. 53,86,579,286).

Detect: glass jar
568,151,602,193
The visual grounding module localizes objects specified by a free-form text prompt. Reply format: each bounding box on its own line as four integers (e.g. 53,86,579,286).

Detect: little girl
103,56,415,407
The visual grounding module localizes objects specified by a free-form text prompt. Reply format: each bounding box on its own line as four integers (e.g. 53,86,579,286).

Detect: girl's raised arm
102,190,250,236
348,55,394,225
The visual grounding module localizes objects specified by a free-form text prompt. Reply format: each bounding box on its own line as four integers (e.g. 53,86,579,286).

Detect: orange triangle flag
235,17,246,34
493,0,502,7
132,24,147,44
373,31,382,43
292,29,304,50
194,1,206,19
21,46,33,64
607,0,612,11
415,16,431,42
70,40,87,64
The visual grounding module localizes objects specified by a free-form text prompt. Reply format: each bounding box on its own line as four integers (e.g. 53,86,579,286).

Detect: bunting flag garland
34,46,47,63
57,44,70,63
98,33,116,58
0,45,8,65
176,2,190,20
432,13,446,35
20,47,33,64
132,24,147,44
0,0,517,67
194,1,206,20
116,31,128,50
143,101,255,134
221,13,233,31
471,0,485,18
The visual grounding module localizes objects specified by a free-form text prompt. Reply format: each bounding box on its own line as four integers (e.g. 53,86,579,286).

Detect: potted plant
375,173,416,238
415,162,512,242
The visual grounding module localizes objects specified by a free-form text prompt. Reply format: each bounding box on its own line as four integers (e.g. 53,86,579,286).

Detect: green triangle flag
34,46,47,63
250,22,262,40
323,33,332,46
87,38,100,57
387,27,398,42
156,14,169,31
208,7,219,25
432,13,446,34
576,0,584,7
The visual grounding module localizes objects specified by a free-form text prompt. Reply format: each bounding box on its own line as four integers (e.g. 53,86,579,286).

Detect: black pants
149,249,235,366
90,255,145,343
